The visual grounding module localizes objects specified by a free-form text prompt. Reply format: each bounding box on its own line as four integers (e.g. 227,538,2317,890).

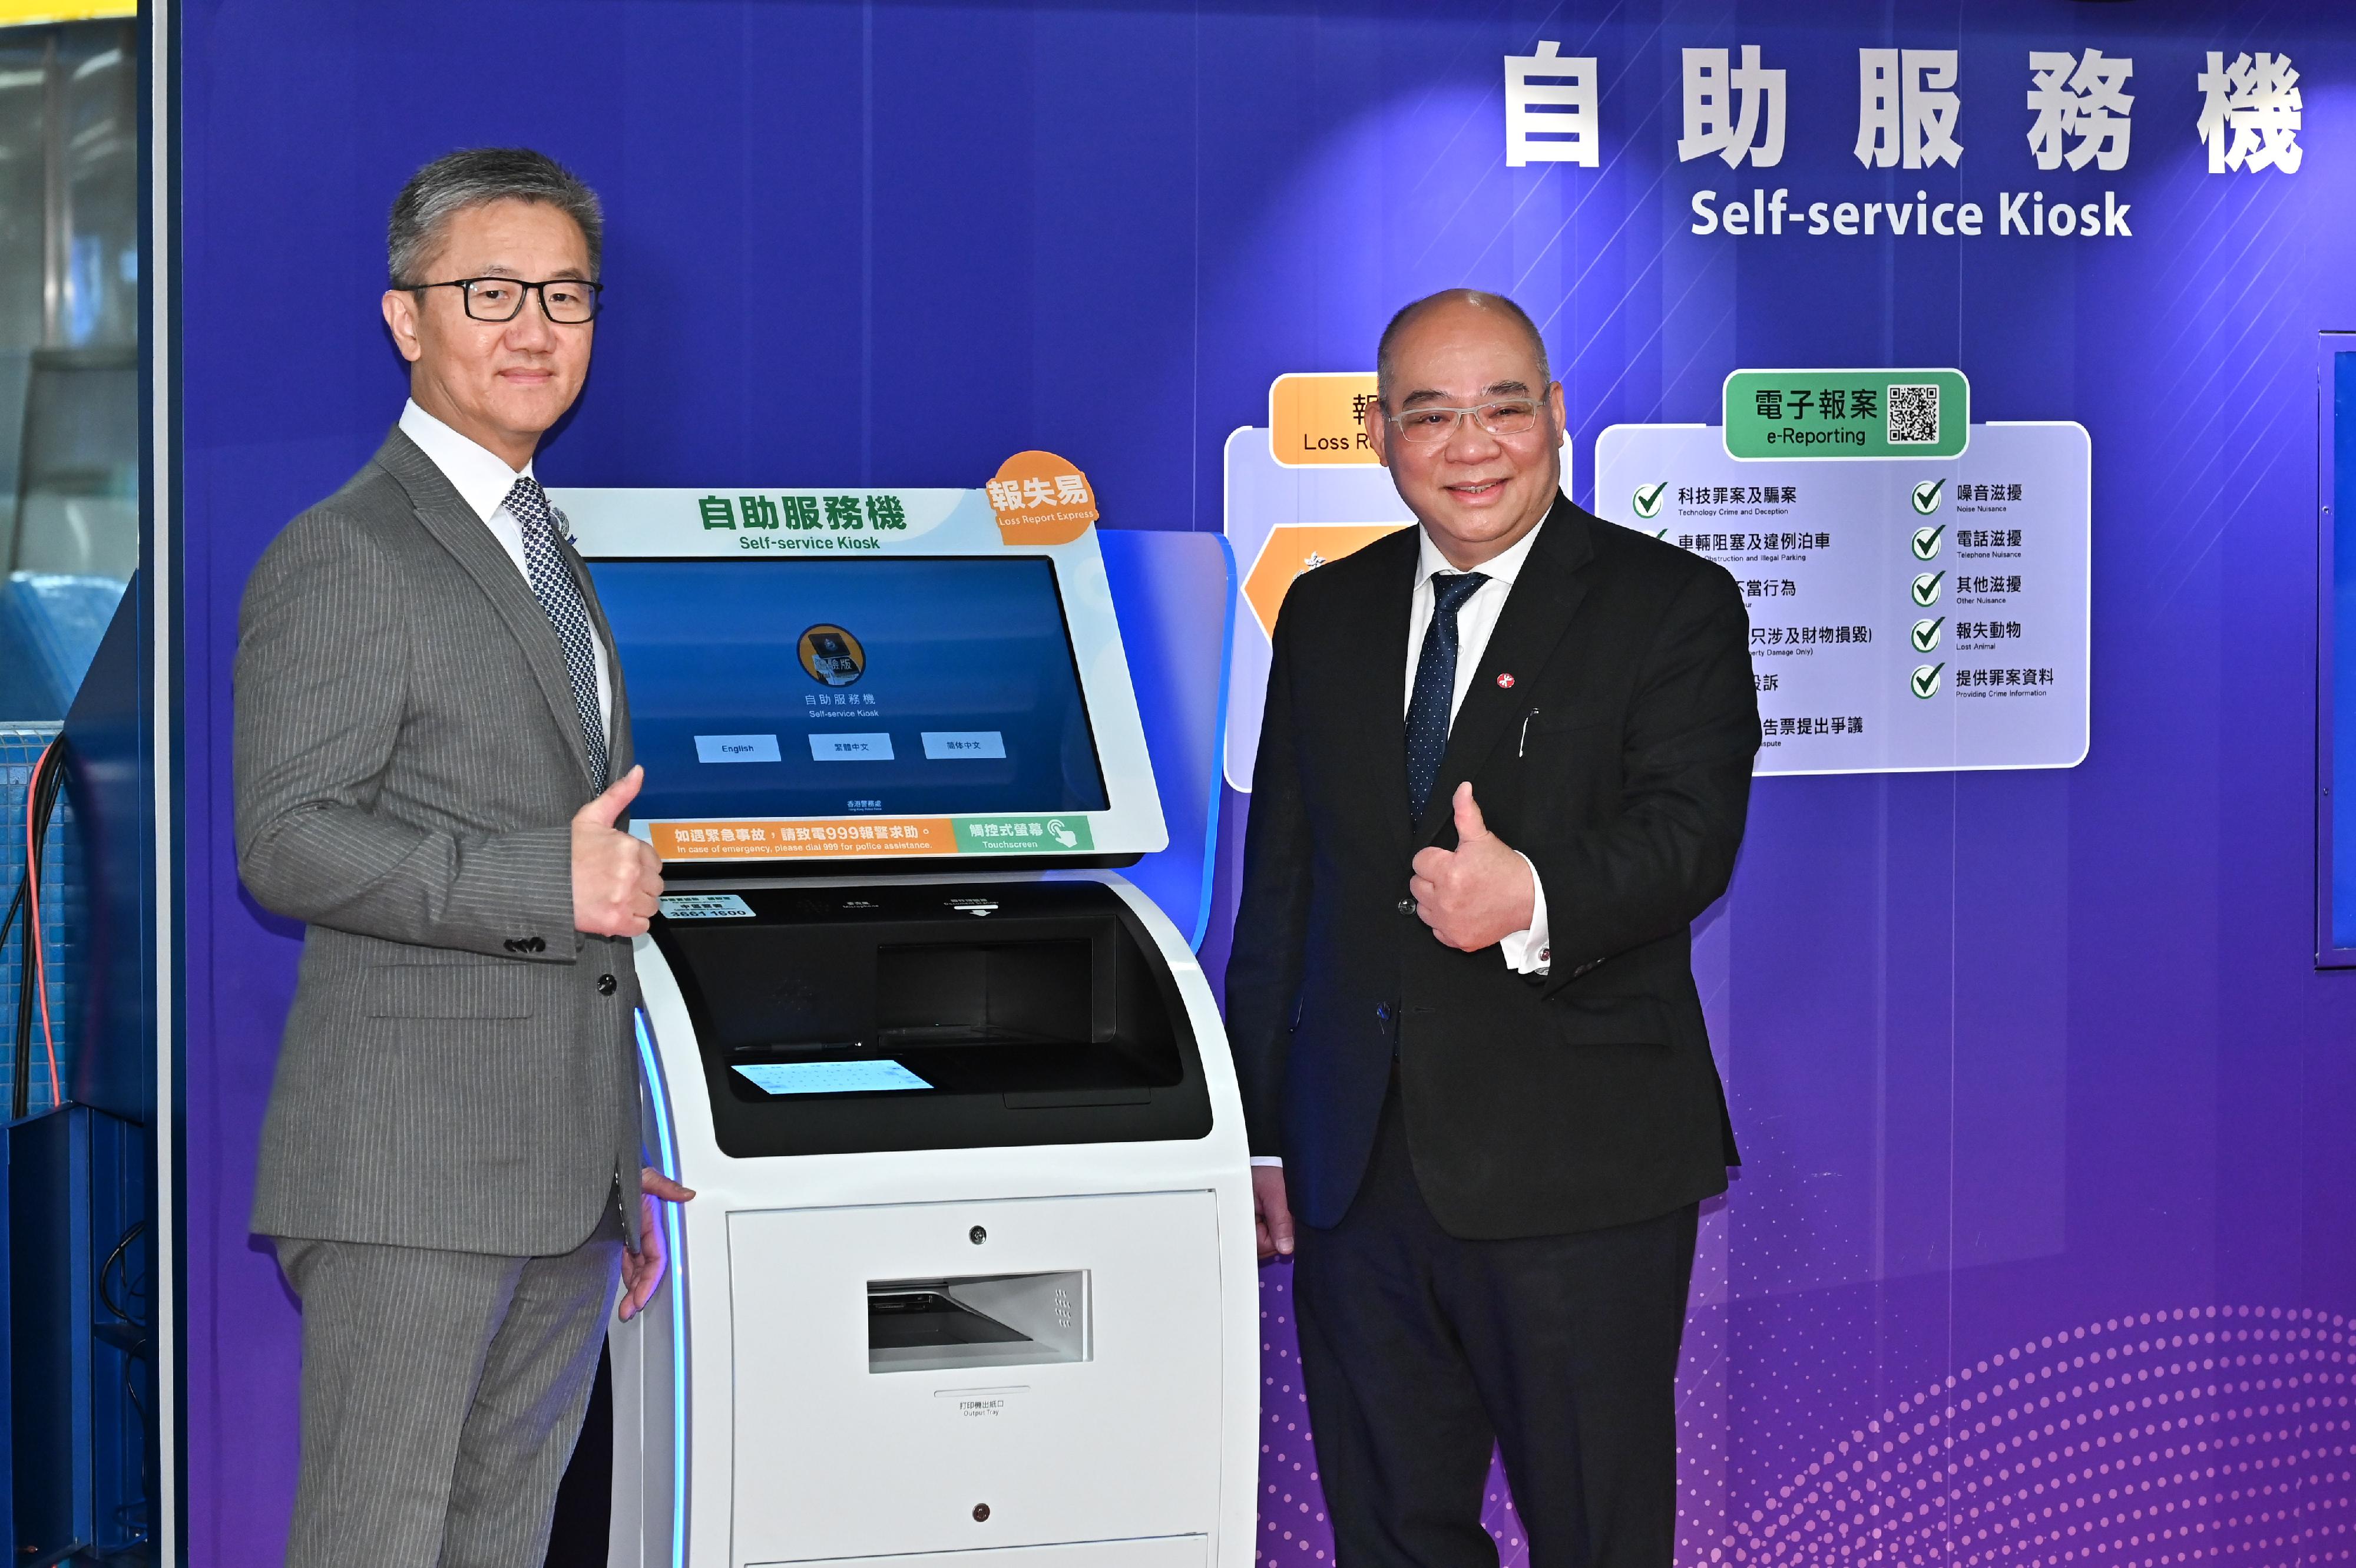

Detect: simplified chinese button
921,731,1007,760
808,733,895,762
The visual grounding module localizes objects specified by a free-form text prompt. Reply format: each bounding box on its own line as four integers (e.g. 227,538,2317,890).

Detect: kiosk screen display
588,557,1111,822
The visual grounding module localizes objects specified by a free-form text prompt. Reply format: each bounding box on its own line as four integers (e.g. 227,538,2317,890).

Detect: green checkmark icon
1633,481,1667,520
1911,570,1945,606
1911,523,1946,560
1911,478,1946,515
1911,663,1945,699
1910,617,1944,652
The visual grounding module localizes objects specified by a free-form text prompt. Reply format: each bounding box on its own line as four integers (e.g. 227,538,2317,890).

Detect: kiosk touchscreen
554,481,1257,1568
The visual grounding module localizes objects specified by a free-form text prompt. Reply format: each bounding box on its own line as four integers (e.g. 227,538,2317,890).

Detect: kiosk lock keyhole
969,1225,987,1244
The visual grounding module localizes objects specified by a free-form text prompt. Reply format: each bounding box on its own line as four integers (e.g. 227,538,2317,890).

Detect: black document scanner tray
649,879,1215,1157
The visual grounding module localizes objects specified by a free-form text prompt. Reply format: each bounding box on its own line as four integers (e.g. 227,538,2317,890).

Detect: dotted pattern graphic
1258,1279,2355,1567
1258,1262,1337,1563
1720,1305,2354,1567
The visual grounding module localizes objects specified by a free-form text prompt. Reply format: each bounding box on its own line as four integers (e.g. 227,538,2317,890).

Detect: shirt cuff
1250,1156,1285,1167
1497,851,1551,975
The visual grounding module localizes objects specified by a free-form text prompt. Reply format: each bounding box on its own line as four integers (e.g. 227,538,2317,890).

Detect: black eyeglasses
410,276,604,324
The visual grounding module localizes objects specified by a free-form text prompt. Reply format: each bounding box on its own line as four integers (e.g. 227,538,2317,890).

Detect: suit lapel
1412,497,1596,846
1338,528,1419,863
370,429,600,788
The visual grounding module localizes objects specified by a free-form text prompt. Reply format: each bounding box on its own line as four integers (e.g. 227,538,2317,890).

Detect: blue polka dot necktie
504,475,610,789
1405,570,1490,821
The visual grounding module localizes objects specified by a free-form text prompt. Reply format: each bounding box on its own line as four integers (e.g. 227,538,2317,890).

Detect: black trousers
1293,1083,1699,1568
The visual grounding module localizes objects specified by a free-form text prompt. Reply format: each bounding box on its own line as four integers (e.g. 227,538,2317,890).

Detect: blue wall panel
176,3,2356,1563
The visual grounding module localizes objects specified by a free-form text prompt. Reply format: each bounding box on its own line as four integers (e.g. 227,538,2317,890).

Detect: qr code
1887,383,1940,445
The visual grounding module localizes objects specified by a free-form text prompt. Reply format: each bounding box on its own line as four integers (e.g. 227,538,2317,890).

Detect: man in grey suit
235,148,691,1567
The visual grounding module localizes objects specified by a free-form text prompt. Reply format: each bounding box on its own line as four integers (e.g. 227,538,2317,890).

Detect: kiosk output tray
650,879,1215,1157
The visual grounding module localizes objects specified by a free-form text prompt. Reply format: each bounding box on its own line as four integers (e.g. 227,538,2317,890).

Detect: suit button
527,937,547,953
503,939,521,952
597,974,617,996
1375,1003,1391,1024
1396,898,1417,917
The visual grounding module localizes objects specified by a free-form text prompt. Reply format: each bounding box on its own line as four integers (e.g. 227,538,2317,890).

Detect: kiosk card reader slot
868,1269,1090,1373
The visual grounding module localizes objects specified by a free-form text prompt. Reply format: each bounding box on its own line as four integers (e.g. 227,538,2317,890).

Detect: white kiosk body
552,484,1258,1568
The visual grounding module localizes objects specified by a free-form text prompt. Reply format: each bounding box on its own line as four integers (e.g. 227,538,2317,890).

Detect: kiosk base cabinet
608,870,1259,1568
729,1192,1225,1563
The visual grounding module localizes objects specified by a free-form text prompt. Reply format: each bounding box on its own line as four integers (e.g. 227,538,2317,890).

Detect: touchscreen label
957,815,1091,854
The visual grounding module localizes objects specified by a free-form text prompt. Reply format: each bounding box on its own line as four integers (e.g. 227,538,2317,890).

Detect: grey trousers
273,1203,624,1568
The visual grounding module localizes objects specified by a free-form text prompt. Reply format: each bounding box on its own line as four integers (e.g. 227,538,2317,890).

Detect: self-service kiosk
551,481,1258,1568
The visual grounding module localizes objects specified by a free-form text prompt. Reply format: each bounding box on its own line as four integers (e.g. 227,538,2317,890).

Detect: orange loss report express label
1269,372,1381,466
987,449,1098,545
654,818,956,859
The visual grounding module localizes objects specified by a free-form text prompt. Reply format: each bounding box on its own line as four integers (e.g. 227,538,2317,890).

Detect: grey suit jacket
236,428,643,1257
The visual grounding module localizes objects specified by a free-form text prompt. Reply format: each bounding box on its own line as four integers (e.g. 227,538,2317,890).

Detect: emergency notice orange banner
653,818,957,860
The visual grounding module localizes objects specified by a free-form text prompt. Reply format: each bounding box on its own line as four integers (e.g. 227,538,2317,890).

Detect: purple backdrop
176,2,2356,1563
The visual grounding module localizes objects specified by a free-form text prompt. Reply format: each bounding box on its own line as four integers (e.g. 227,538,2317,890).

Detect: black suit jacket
1225,495,1759,1240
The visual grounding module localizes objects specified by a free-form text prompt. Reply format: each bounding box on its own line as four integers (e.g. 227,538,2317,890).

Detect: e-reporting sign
1595,382,2089,775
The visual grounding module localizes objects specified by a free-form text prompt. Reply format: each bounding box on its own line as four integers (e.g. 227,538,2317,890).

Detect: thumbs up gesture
573,765,666,937
1407,782,1536,952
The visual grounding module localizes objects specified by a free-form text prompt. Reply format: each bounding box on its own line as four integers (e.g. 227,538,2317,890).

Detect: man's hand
1253,1165,1296,1262
573,765,665,937
1408,782,1536,952
618,1166,697,1322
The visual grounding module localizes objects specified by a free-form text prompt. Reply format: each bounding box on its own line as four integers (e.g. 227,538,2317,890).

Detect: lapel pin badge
1496,673,1516,689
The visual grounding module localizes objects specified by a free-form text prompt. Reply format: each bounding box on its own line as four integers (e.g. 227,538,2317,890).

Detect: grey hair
1375,289,1551,405
388,148,603,288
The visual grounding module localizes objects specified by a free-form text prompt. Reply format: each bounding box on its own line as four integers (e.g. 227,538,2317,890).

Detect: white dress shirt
1404,521,1552,975
398,399,614,745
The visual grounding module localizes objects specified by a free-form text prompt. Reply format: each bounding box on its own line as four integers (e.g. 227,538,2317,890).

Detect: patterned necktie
504,475,610,789
1405,570,1490,820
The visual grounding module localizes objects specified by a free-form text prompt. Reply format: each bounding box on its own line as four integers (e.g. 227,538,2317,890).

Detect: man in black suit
1226,289,1758,1567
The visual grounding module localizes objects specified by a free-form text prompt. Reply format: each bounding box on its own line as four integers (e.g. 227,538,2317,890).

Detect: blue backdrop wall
177,2,2356,1563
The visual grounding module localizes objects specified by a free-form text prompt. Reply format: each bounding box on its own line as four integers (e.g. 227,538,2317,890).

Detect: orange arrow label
1240,523,1413,640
